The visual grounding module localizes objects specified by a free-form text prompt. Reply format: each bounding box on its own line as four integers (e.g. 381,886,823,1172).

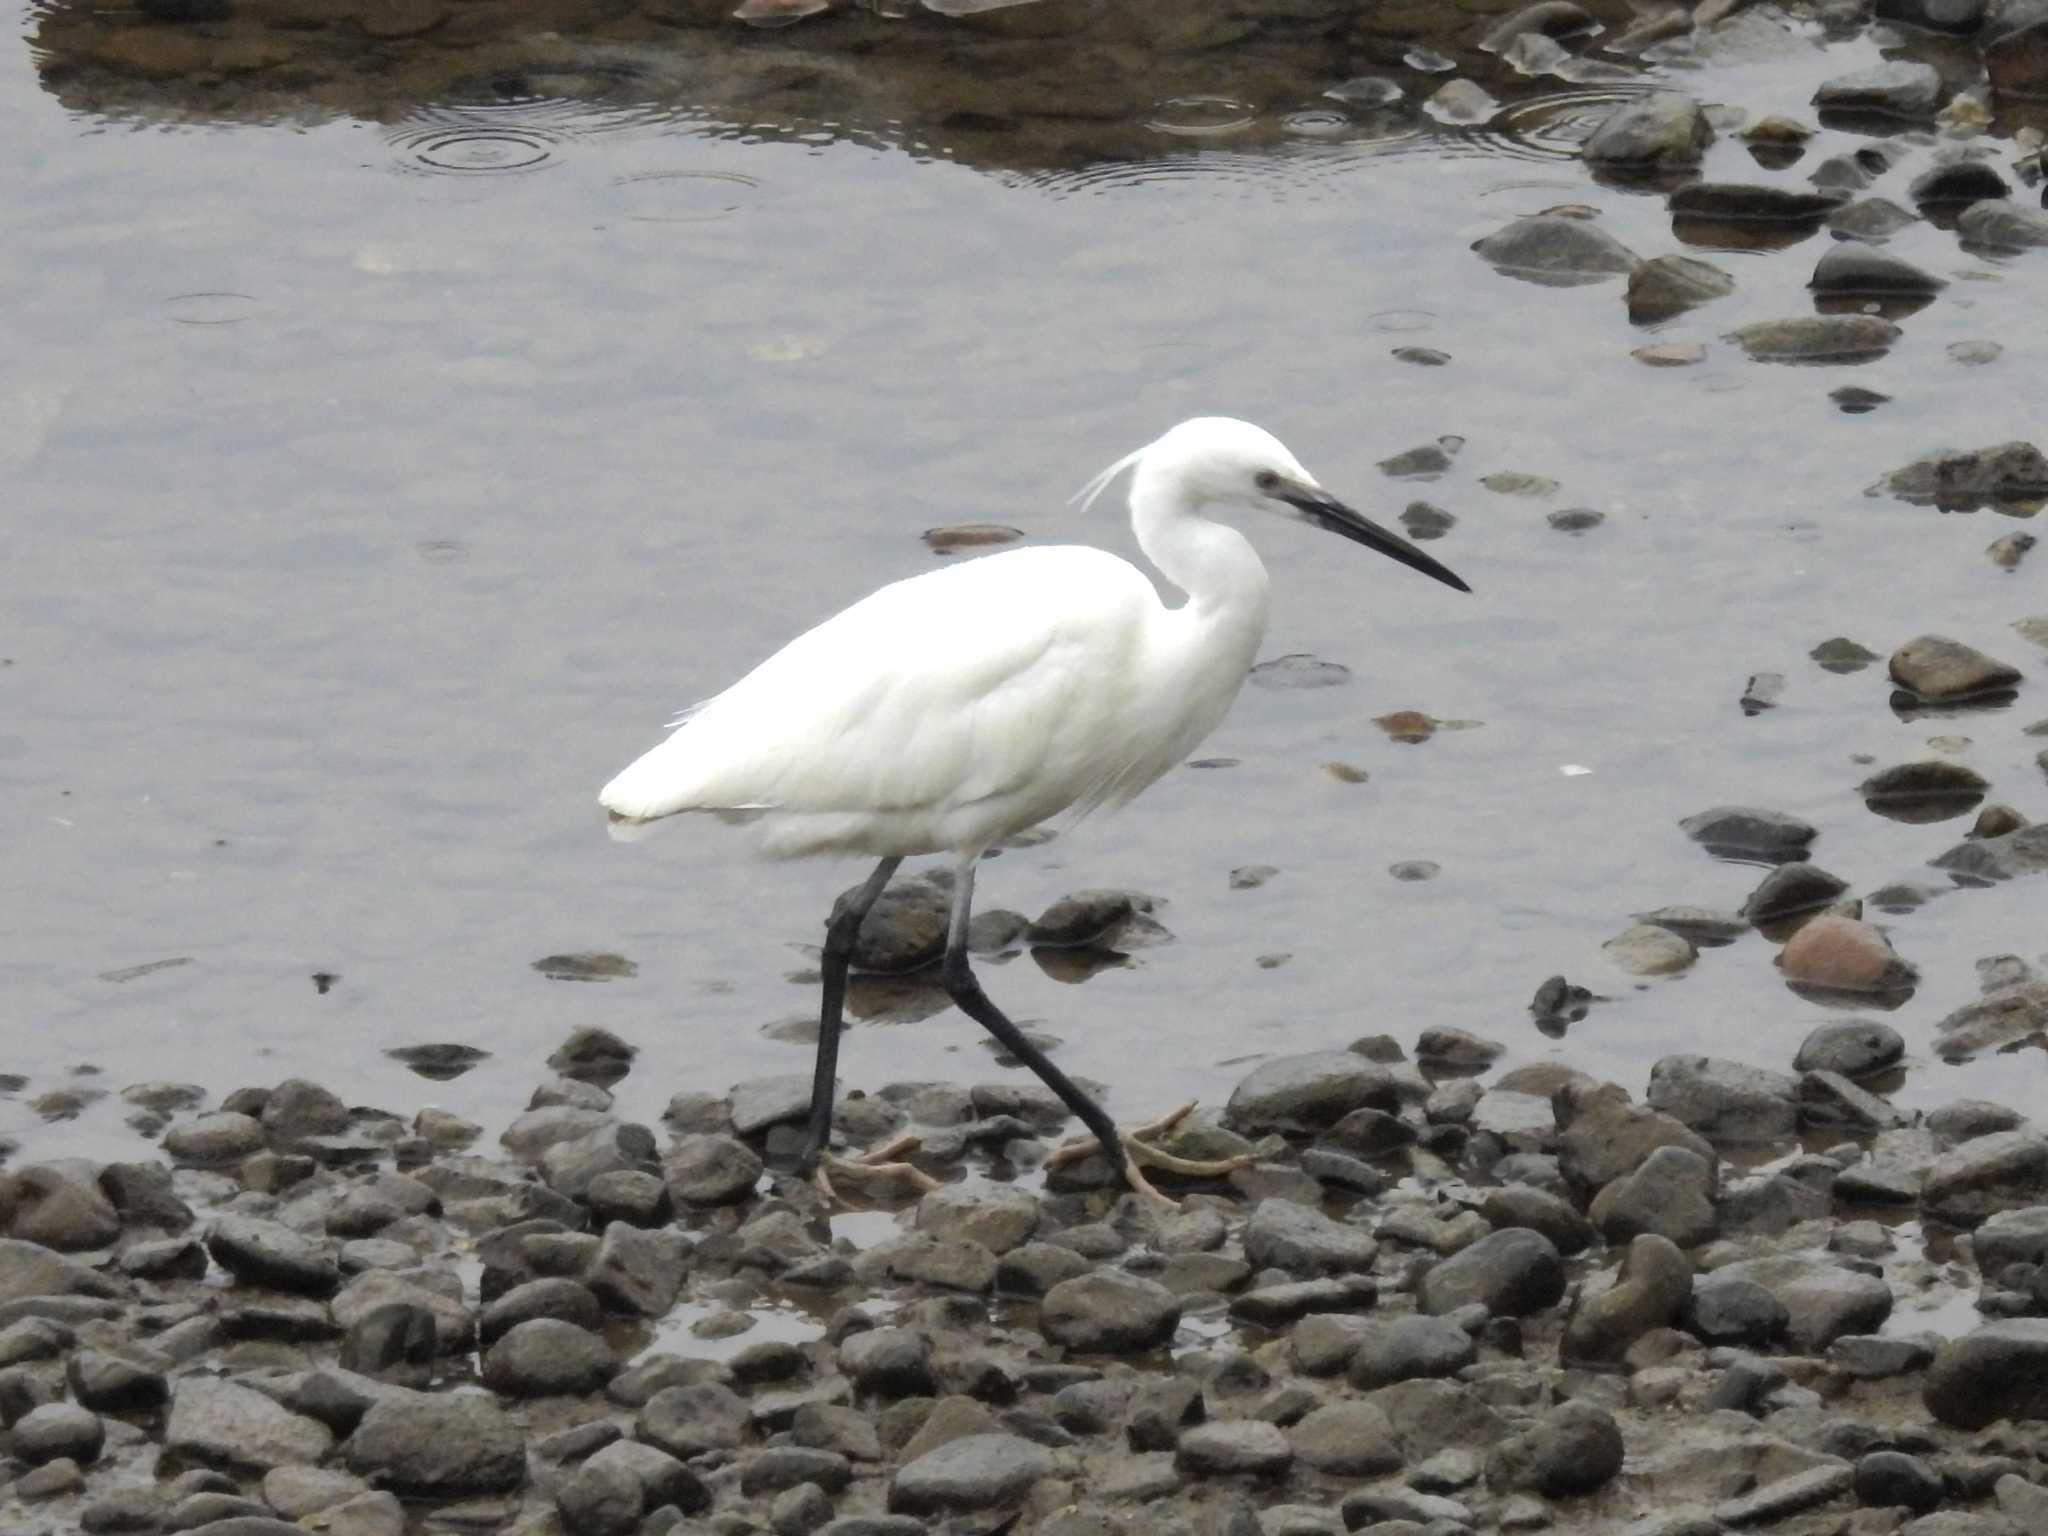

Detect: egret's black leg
937,855,1131,1178
798,855,900,1174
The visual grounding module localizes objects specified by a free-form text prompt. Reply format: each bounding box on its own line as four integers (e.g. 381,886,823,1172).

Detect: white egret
601,417,1469,1204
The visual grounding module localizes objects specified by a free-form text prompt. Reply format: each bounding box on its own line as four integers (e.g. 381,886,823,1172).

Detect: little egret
601,417,1469,1204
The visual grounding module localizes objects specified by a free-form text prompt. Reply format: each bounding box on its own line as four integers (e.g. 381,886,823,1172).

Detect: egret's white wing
599,546,1158,830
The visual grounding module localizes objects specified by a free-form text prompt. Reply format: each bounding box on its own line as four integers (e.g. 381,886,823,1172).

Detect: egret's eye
1254,469,1280,492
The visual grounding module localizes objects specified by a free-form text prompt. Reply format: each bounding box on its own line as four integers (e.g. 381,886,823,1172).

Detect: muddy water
4,0,2045,1159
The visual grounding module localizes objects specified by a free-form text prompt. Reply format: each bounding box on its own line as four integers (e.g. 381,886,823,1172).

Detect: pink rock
1777,914,1917,992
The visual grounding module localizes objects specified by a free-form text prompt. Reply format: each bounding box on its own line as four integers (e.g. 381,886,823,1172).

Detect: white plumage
599,416,1468,1204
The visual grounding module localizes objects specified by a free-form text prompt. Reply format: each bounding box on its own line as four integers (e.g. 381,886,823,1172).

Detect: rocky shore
6,1014,2048,1536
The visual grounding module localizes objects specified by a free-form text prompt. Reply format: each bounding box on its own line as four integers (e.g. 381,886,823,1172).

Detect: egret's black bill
1286,490,1470,593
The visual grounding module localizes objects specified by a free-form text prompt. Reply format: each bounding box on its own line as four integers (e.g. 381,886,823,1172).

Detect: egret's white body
600,417,1468,1204
598,540,1263,858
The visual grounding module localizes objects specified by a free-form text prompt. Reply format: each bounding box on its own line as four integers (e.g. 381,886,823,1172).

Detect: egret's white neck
1128,463,1272,627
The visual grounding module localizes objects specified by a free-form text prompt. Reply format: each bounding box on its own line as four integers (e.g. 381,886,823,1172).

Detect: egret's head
1077,416,1470,594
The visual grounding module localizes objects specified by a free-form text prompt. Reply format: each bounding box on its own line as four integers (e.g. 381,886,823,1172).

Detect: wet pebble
1924,1319,2048,1427
1777,913,1918,993
1813,60,1945,117
1874,443,2048,511
1794,1018,1905,1077
1603,923,1695,976
888,1432,1053,1514
1679,804,1816,859
1989,532,2036,570
1583,92,1713,172
1417,1227,1563,1316
1039,1269,1179,1352
1741,861,1849,925
1626,253,1735,322
1809,245,1946,295
1890,634,2023,701
1730,315,1899,361
1471,215,1639,283
1485,1401,1624,1495
1960,199,2048,247
1590,1144,1717,1247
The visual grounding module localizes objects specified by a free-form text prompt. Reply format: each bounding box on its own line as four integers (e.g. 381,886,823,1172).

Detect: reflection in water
27,0,1677,180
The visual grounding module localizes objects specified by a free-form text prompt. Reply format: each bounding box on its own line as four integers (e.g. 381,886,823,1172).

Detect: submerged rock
1472,215,1640,284
1583,93,1713,172
1814,60,1945,117
1960,199,2048,248
1872,443,2048,511
1730,315,1899,362
1626,254,1735,322
1777,915,1919,993
1889,635,2023,701
1809,246,1946,295
1680,805,1816,860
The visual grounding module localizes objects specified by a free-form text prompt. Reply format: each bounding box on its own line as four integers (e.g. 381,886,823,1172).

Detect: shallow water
4,0,2046,1160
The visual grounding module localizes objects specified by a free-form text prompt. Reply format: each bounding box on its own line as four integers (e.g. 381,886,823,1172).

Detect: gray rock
742,1446,853,1496
1960,200,2048,249
541,1122,657,1202
1975,1206,2048,1272
842,871,950,972
1243,1199,1377,1275
1604,924,1696,976
1627,255,1736,324
3,1165,121,1251
1671,182,1848,223
1996,1472,2048,1534
1934,824,2048,887
1878,445,2048,515
1288,1400,1405,1475
1794,1020,1905,1077
915,1183,1039,1255
1923,1129,2048,1226
1559,1089,1715,1191
1040,1270,1180,1353
1730,316,1899,362
1713,1465,1855,1525
344,1391,527,1495
262,1078,351,1142
167,1378,335,1473
338,1302,438,1386
995,1241,1093,1298
1472,215,1640,285
1417,1228,1564,1317
481,1318,614,1397
1590,1145,1718,1247
1685,1272,1788,1346
1926,1319,2048,1428
205,1216,341,1295
1467,1092,1558,1153
11,1401,104,1465
1648,1056,1798,1143
1910,160,2011,208
1485,1401,1624,1495
839,1327,936,1398
1365,1379,1508,1461
66,1348,169,1413
1583,92,1712,171
731,1075,812,1137
1225,1053,1399,1133
1563,1234,1691,1364
1714,1255,1893,1351
888,1433,1053,1514
1679,805,1817,859
163,1111,267,1164
639,1382,748,1457
1176,1420,1292,1476
562,1440,707,1533
588,1221,687,1316
1810,246,1947,296
332,1269,470,1354
1830,196,1921,242
1831,1333,1935,1378
1814,60,1945,116
1346,1314,1476,1388
1891,635,2024,702
1480,1184,1593,1254
478,1277,604,1345
1799,1071,1908,1132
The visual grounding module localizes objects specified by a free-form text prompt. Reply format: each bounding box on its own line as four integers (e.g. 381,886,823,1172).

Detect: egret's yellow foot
1044,1102,1255,1209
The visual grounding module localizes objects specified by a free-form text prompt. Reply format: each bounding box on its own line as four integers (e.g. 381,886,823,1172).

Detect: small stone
1890,635,2023,702
1741,862,1849,925
1472,215,1640,284
1584,92,1712,171
166,1378,334,1473
1040,1270,1180,1353
1563,1235,1691,1363
1590,1145,1718,1247
1679,805,1816,859
1874,443,2048,512
1925,1319,2048,1428
1646,1056,1798,1142
1346,1315,1477,1388
11,1402,105,1465
1813,60,1945,117
163,1111,267,1163
1685,1271,1788,1345
1603,923,1696,976
889,1433,1053,1514
344,1391,527,1495
1288,1400,1404,1476
1244,1198,1378,1275
1417,1228,1563,1316
1730,316,1899,362
1922,1129,2048,1225
1226,1053,1397,1133
481,1317,614,1397
1176,1420,1292,1476
1778,914,1917,992
1626,254,1735,323
1485,1401,1623,1496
